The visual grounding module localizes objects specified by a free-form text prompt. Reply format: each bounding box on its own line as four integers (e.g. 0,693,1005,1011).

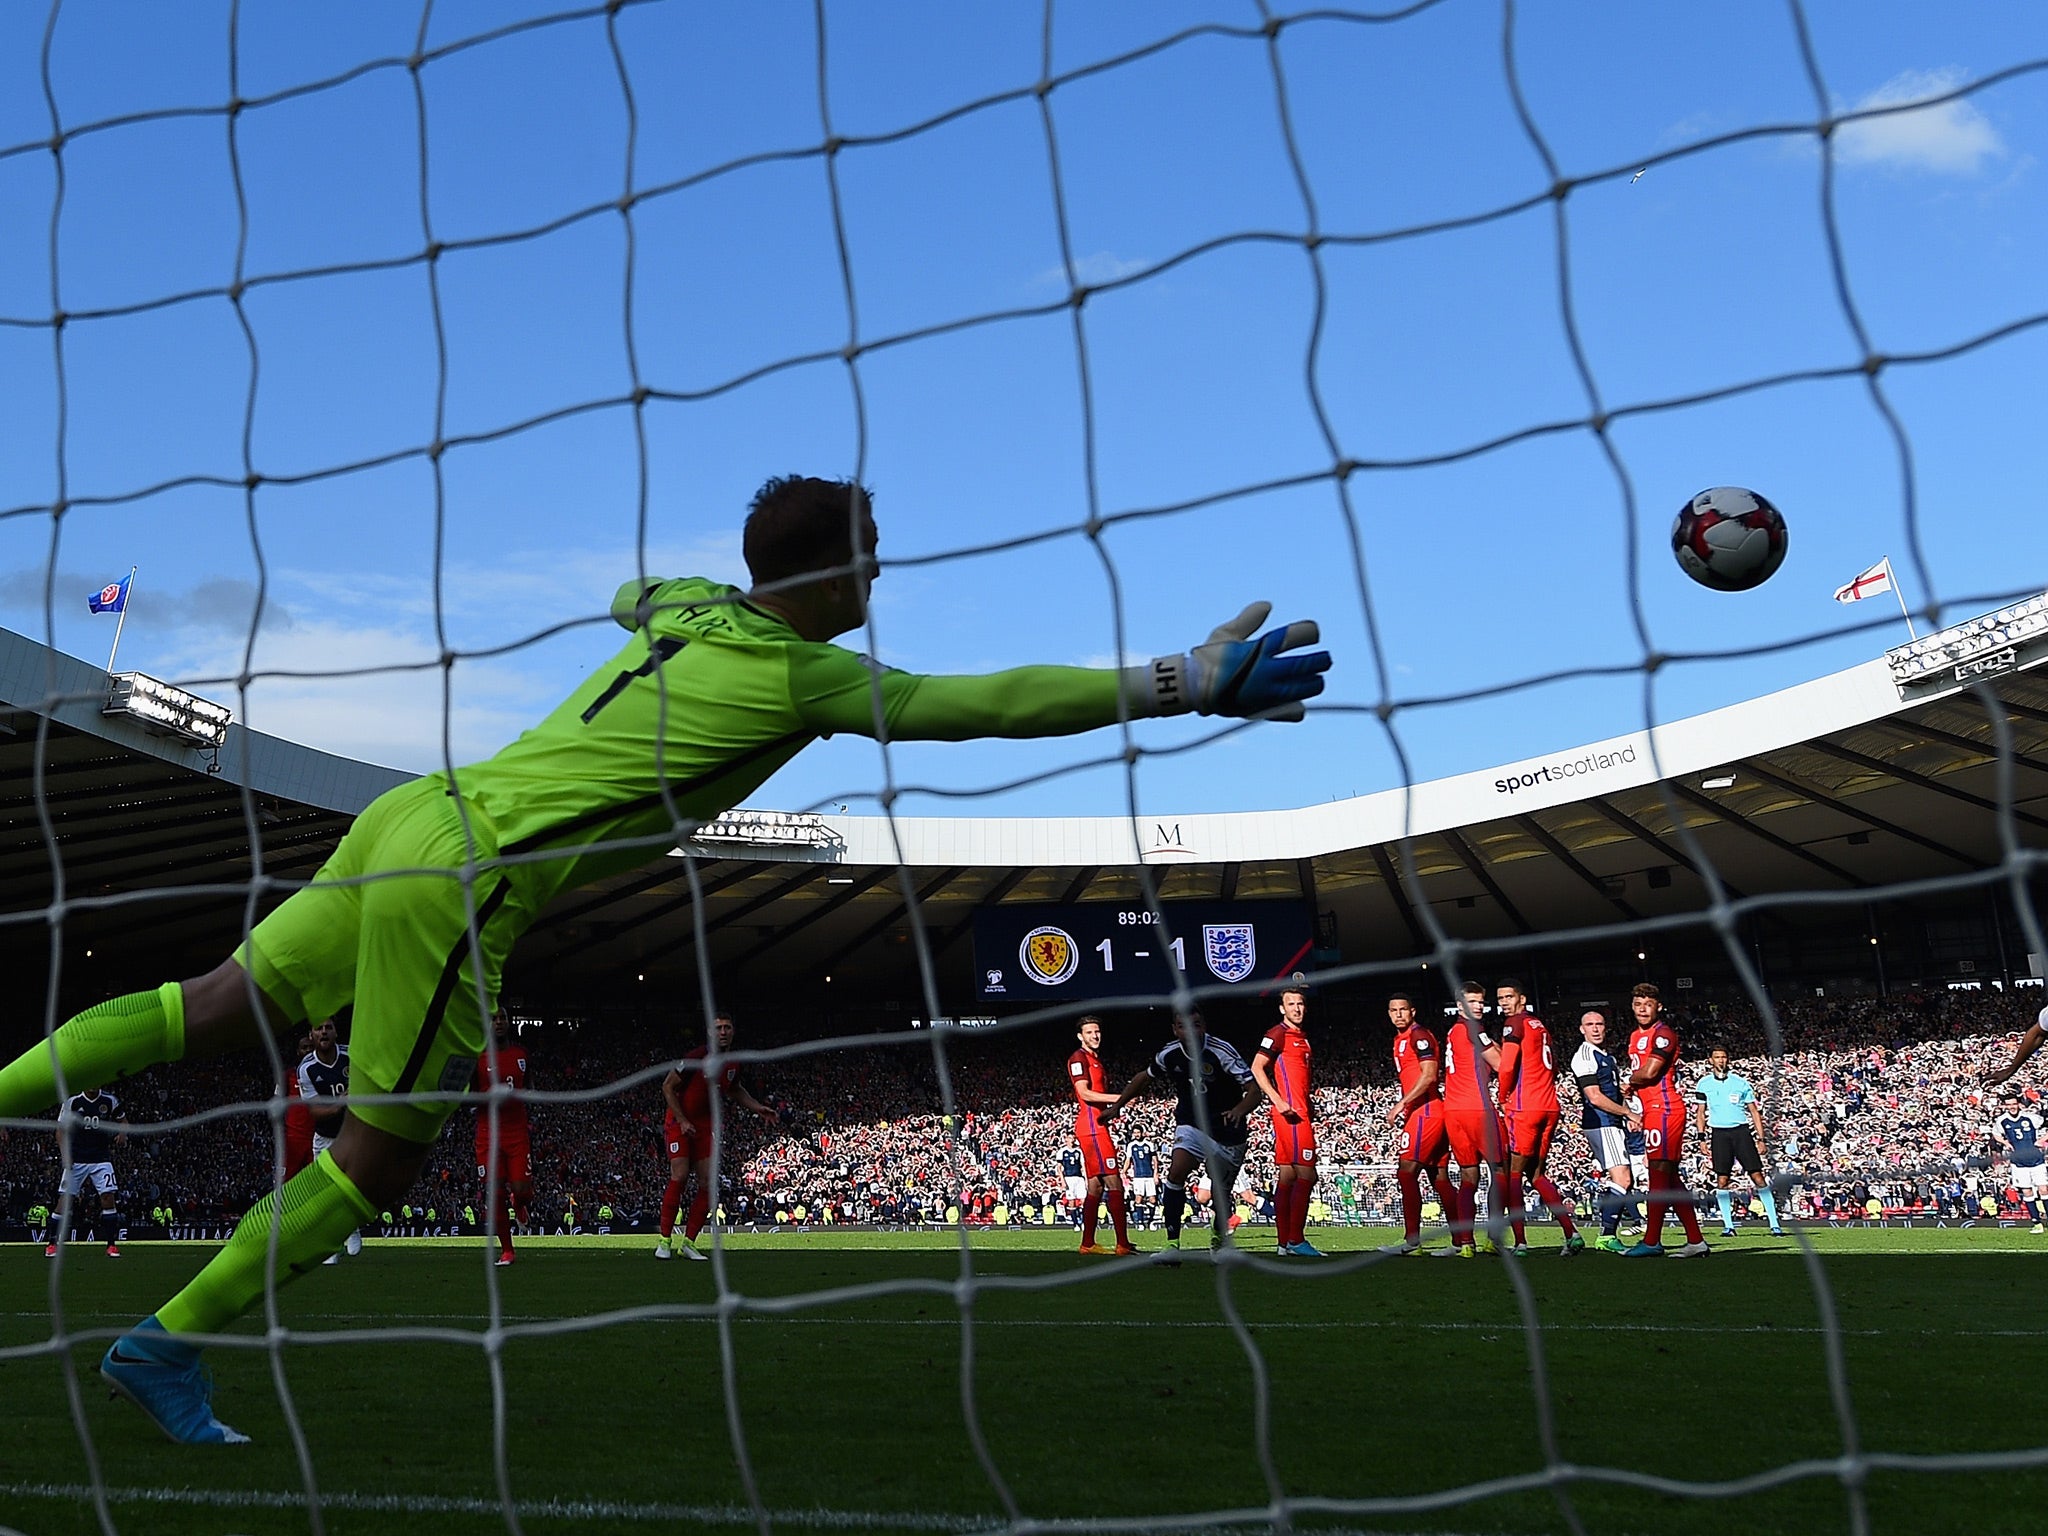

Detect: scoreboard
972,899,1314,1003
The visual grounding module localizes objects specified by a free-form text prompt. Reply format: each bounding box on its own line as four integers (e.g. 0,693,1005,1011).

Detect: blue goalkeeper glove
1128,602,1330,721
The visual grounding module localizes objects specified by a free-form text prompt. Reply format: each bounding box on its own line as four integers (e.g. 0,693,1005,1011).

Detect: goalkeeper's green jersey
447,577,1125,903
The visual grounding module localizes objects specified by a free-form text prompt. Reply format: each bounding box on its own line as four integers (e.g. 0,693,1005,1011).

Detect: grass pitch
2,1226,2043,1535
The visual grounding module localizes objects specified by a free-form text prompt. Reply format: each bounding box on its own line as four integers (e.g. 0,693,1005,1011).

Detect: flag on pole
88,573,132,614
1832,560,1893,605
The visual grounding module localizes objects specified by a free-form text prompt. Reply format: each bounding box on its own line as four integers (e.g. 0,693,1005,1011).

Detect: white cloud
0,534,749,774
1030,251,1149,291
1835,67,2004,175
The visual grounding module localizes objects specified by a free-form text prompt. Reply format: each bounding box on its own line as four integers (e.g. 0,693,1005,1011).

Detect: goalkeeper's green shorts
237,775,537,1145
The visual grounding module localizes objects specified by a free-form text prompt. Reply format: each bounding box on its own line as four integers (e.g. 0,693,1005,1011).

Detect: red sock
1397,1168,1422,1241
1452,1183,1474,1244
1082,1194,1100,1246
1532,1175,1576,1237
1432,1172,1457,1231
1105,1187,1129,1244
685,1186,710,1243
1506,1171,1527,1245
498,1202,515,1255
1674,1174,1703,1243
659,1178,683,1238
1288,1180,1308,1245
1645,1167,1667,1246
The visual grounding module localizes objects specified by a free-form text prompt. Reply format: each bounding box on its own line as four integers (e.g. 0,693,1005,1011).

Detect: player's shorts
1709,1126,1763,1178
1446,1106,1506,1168
1270,1107,1317,1167
1171,1123,1249,1183
311,1131,337,1156
236,775,540,1145
1077,1120,1121,1181
663,1117,712,1165
1398,1105,1449,1167
284,1132,315,1179
477,1139,533,1184
57,1162,116,1198
1586,1124,1630,1171
1639,1107,1687,1162
1131,1175,1158,1199
1508,1110,1560,1165
2012,1161,2048,1192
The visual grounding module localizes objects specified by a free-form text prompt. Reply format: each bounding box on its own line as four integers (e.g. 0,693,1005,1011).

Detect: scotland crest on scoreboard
1202,923,1257,984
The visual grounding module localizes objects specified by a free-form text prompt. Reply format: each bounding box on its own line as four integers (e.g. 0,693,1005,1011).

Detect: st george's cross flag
1832,560,1893,605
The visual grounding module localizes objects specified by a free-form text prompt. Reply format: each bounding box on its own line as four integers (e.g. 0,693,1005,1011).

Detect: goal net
3,1,2047,1532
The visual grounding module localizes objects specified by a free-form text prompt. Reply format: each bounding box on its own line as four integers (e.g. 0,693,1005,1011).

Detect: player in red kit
1383,992,1455,1254
282,1032,315,1179
1623,982,1708,1258
1492,979,1582,1257
473,1011,533,1266
1252,986,1324,1257
657,1013,776,1261
1438,980,1508,1258
1067,1015,1134,1255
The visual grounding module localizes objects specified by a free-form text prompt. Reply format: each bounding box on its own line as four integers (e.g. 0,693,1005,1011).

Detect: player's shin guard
1396,1167,1422,1241
684,1186,710,1244
1162,1180,1186,1240
1531,1175,1576,1238
155,1149,376,1338
1105,1186,1129,1245
659,1177,683,1238
0,983,186,1117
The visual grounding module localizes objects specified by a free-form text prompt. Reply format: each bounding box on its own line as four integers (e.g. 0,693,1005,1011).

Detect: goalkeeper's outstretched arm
796,601,1331,742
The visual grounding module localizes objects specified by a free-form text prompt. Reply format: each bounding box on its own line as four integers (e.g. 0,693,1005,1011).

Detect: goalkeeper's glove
1124,602,1330,721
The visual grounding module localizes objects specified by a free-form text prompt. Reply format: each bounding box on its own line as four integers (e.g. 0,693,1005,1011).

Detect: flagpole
105,566,137,675
1883,557,1917,641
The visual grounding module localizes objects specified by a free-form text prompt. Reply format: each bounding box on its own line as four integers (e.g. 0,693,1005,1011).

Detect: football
1670,486,1788,592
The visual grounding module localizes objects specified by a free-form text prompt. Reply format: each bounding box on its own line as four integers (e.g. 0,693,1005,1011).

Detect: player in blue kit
44,1086,129,1257
1101,1012,1262,1263
1570,1009,1643,1253
1690,1047,1782,1237
1990,1090,2048,1232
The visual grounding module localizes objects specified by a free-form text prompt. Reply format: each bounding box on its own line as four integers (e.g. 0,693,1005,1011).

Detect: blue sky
1,1,2044,824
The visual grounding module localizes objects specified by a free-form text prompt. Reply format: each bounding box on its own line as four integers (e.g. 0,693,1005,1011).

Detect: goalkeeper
0,475,1330,1445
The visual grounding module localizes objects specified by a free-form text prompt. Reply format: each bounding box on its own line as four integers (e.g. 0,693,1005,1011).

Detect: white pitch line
8,1312,2048,1339
0,1482,1524,1535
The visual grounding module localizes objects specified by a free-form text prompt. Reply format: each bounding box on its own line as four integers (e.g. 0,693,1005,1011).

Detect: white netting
4,2,2048,1533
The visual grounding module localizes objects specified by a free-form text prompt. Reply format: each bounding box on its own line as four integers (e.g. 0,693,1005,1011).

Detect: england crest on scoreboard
1202,923,1257,984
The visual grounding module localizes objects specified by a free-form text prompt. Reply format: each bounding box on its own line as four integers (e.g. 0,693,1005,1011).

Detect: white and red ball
1670,486,1787,592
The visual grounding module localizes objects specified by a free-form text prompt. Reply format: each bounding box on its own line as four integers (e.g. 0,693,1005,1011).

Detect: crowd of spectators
4,987,2043,1233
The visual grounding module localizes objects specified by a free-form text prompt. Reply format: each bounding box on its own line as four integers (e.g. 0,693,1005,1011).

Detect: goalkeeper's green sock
157,1150,377,1338
0,983,185,1117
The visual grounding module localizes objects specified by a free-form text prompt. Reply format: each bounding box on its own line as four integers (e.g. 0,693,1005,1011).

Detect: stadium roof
3,595,2046,1013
